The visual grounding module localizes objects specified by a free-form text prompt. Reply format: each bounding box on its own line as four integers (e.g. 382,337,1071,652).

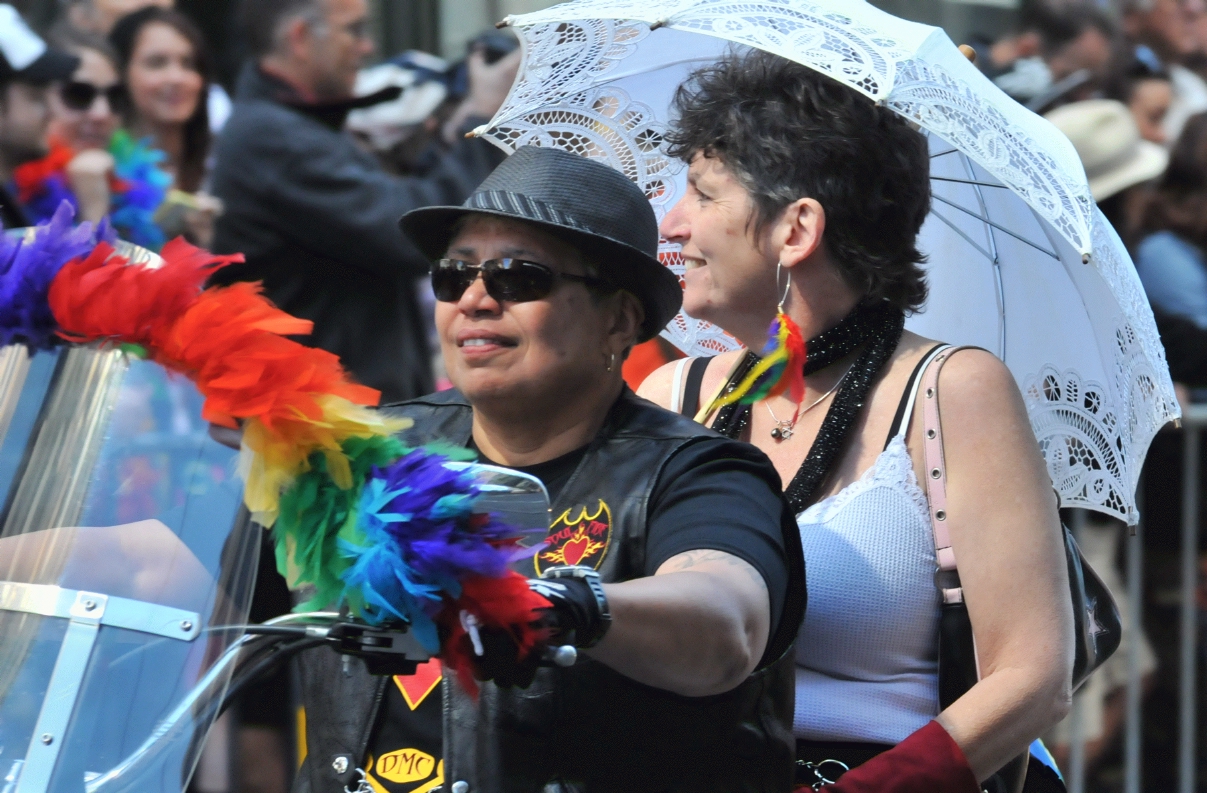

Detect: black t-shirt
363,659,444,793
472,437,792,636
365,433,796,785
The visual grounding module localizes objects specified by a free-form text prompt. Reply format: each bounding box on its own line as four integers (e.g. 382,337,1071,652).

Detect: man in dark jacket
211,0,516,403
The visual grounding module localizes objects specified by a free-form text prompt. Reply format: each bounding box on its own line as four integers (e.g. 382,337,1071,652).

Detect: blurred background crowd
1,0,1206,791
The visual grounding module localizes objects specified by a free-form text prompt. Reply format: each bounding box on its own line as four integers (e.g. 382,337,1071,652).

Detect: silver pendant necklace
766,362,856,440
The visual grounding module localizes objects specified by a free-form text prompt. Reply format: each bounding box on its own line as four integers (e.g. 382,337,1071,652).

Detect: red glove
822,721,980,793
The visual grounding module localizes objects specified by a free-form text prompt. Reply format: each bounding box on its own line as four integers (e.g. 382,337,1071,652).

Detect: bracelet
540,565,612,647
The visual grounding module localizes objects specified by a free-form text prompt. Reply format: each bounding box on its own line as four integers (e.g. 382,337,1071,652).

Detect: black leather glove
459,567,610,688
527,566,611,648
459,620,544,689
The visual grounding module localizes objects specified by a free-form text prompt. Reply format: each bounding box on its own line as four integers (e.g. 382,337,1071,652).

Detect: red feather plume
162,282,379,429
439,572,552,695
48,239,380,431
12,140,74,203
49,239,243,353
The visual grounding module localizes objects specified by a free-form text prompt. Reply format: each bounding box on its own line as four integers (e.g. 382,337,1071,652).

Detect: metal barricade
1173,406,1205,793
1064,406,1207,793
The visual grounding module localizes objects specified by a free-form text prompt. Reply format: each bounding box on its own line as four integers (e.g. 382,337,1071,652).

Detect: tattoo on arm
659,549,768,593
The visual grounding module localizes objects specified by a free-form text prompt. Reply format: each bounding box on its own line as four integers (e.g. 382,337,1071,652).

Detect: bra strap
883,344,948,450
670,357,690,414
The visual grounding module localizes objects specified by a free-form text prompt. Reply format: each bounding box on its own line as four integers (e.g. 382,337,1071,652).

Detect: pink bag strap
919,346,978,605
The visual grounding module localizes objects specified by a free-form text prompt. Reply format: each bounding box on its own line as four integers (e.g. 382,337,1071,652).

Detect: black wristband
529,566,612,648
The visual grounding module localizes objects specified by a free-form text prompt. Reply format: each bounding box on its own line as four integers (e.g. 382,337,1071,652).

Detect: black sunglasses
432,258,607,303
59,81,127,112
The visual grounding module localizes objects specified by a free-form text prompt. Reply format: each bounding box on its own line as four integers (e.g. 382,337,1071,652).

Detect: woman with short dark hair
640,50,1074,790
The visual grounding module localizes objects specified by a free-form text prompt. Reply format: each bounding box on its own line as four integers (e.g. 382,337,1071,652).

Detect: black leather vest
294,389,801,793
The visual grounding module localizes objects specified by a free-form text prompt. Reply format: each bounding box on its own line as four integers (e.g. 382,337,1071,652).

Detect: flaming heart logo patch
536,500,612,574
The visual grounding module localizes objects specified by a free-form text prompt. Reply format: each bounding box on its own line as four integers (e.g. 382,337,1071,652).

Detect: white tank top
792,391,940,744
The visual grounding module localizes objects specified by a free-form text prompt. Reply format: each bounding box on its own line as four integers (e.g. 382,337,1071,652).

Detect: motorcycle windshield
0,275,255,793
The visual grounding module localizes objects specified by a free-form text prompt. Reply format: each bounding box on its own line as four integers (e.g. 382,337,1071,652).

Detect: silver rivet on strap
935,510,946,521
931,468,942,479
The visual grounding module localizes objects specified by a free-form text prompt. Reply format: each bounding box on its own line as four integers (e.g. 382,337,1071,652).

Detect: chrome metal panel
0,582,200,641
16,592,105,793
0,347,31,449
1,347,128,539
85,613,340,793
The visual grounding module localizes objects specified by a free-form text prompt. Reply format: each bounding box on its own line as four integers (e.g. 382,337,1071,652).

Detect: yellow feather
238,397,412,526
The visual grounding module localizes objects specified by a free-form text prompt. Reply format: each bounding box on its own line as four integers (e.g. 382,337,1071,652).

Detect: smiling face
126,21,203,128
48,47,119,150
659,153,781,341
436,215,632,411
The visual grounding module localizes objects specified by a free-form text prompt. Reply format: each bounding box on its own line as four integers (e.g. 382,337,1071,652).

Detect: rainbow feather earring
709,262,807,415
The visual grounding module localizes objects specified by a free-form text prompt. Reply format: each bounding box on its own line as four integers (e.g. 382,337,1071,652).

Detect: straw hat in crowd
1046,99,1168,201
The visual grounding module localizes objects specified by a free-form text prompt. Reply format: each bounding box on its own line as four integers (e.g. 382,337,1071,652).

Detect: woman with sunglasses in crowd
110,7,221,247
11,23,170,249
639,51,1073,791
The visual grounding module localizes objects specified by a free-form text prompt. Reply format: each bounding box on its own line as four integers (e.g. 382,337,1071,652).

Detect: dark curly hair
666,50,931,312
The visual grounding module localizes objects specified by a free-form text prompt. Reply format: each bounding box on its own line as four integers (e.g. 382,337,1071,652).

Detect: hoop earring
706,261,807,413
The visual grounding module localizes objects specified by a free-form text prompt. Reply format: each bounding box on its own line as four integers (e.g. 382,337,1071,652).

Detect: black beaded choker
713,300,905,514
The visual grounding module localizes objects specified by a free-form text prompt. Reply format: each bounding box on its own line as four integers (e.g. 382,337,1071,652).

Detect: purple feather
0,201,109,349
339,449,539,641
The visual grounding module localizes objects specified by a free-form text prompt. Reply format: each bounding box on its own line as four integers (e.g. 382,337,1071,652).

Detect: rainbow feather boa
3,203,550,682
11,131,170,251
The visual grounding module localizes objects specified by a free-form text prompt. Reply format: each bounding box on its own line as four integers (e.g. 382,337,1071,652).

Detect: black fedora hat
400,146,681,342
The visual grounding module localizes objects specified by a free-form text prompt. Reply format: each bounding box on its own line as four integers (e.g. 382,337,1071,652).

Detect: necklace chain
765,362,856,441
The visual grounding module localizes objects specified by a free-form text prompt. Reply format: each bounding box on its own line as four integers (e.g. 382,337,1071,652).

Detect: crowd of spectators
972,1,1207,789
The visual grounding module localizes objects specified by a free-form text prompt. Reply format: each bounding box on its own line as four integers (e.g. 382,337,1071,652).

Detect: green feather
274,434,407,611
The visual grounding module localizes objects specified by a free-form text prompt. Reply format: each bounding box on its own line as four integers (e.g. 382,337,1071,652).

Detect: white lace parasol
476,0,1180,524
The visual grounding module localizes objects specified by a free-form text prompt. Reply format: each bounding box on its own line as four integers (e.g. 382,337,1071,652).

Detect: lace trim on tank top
796,435,929,526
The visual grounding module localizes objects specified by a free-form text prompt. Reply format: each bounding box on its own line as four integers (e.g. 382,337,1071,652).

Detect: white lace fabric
794,436,940,744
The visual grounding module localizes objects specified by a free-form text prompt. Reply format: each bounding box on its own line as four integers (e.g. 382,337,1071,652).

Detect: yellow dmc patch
375,748,437,785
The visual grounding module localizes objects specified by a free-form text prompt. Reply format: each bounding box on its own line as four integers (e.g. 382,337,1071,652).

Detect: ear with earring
706,261,806,413
604,351,617,373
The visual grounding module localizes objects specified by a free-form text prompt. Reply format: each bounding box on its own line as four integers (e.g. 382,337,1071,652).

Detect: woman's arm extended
586,549,771,697
927,349,1074,780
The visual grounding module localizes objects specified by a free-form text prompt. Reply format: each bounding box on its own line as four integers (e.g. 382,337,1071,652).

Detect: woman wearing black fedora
292,145,806,793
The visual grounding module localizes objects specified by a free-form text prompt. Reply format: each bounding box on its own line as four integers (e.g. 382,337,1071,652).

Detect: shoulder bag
919,346,1123,793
